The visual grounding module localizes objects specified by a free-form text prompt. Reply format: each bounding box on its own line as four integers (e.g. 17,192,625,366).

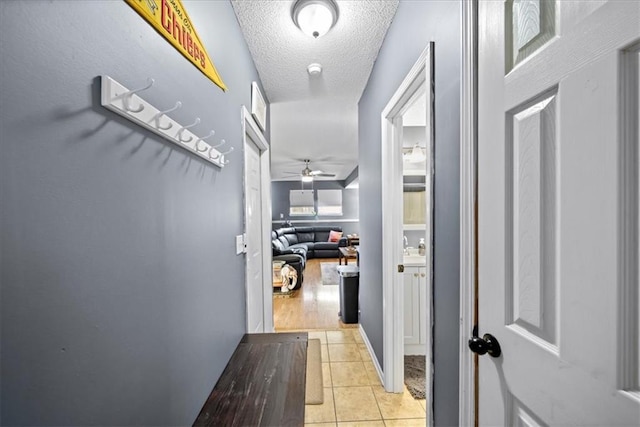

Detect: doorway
381,43,434,425
242,106,273,333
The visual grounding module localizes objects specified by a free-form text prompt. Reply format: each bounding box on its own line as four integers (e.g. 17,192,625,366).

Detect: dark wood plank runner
193,332,308,427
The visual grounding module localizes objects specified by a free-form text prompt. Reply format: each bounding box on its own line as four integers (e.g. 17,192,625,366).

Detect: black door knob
468,333,501,358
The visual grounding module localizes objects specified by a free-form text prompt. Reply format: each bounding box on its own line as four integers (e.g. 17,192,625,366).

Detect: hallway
273,259,426,425
0,1,462,423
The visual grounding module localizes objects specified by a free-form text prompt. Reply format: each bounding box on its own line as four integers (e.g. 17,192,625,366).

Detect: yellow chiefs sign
126,0,227,91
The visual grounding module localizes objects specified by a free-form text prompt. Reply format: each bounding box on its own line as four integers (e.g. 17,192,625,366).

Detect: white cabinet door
418,267,427,345
478,1,640,425
405,266,427,355
404,268,420,346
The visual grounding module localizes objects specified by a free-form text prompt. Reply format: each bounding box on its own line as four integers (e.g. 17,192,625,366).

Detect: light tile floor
304,329,426,427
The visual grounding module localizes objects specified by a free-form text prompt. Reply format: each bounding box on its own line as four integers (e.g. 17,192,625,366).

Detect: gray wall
358,1,461,425
271,181,360,235
403,126,427,148
0,1,266,425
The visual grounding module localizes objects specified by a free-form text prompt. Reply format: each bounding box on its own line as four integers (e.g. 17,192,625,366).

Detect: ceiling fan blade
312,173,336,177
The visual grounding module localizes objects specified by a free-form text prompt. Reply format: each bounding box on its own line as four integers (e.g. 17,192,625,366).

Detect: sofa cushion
272,239,287,254
314,241,339,250
296,230,315,243
292,242,314,252
313,226,342,233
289,245,308,259
283,233,299,245
276,227,296,237
278,235,290,248
315,230,330,242
295,226,315,233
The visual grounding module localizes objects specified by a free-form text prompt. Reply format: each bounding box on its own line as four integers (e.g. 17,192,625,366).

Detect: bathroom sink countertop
403,249,426,266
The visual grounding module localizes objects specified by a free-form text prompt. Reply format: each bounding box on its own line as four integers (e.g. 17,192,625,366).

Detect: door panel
245,137,263,333
507,88,558,350
478,1,640,425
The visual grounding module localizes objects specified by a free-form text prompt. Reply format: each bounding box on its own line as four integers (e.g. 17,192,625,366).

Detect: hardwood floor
273,258,358,331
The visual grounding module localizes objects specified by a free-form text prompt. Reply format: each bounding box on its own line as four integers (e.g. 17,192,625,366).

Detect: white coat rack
100,76,233,168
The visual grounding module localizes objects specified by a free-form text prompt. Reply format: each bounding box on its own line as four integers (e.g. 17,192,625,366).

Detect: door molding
459,1,477,425
241,106,273,333
381,43,434,427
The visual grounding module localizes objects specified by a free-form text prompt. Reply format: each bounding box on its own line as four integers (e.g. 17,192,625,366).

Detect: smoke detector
307,63,322,76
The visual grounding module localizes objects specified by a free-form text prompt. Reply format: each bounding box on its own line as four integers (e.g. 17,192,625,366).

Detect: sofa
272,226,347,289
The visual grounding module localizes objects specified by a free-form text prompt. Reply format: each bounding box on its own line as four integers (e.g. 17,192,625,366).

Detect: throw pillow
328,230,343,242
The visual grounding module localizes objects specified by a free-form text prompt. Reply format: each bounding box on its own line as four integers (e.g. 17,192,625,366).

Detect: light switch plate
235,234,244,255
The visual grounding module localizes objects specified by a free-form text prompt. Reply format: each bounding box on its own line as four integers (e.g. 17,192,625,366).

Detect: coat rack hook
152,101,182,130
219,147,234,165
177,117,201,143
120,78,154,113
211,138,226,149
219,146,234,156
213,146,234,161
195,130,215,152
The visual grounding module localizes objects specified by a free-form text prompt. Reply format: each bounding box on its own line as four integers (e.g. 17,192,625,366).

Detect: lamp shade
292,0,339,38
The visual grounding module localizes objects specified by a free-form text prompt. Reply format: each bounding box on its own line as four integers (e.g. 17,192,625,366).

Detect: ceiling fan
284,159,336,182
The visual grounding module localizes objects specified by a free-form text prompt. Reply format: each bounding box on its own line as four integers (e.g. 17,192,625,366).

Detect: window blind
317,189,343,216
289,190,315,215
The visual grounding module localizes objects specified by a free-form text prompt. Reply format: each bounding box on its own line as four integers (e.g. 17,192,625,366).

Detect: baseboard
359,324,384,386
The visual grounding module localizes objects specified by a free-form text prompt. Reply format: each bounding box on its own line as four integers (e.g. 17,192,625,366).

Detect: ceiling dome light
307,63,322,76
292,0,339,39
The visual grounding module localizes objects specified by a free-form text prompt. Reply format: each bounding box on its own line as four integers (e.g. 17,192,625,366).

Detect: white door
478,1,640,425
244,136,263,333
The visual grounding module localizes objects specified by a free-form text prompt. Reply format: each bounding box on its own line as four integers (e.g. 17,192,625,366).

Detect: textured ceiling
231,0,399,181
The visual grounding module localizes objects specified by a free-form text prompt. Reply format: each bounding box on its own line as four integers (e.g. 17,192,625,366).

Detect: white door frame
459,0,477,425
381,43,434,426
241,105,273,333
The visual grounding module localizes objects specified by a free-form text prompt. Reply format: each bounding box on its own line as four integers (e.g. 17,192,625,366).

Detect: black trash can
337,265,359,324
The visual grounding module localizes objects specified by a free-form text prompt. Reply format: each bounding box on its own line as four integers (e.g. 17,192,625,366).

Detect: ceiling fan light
292,0,339,38
301,175,314,182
